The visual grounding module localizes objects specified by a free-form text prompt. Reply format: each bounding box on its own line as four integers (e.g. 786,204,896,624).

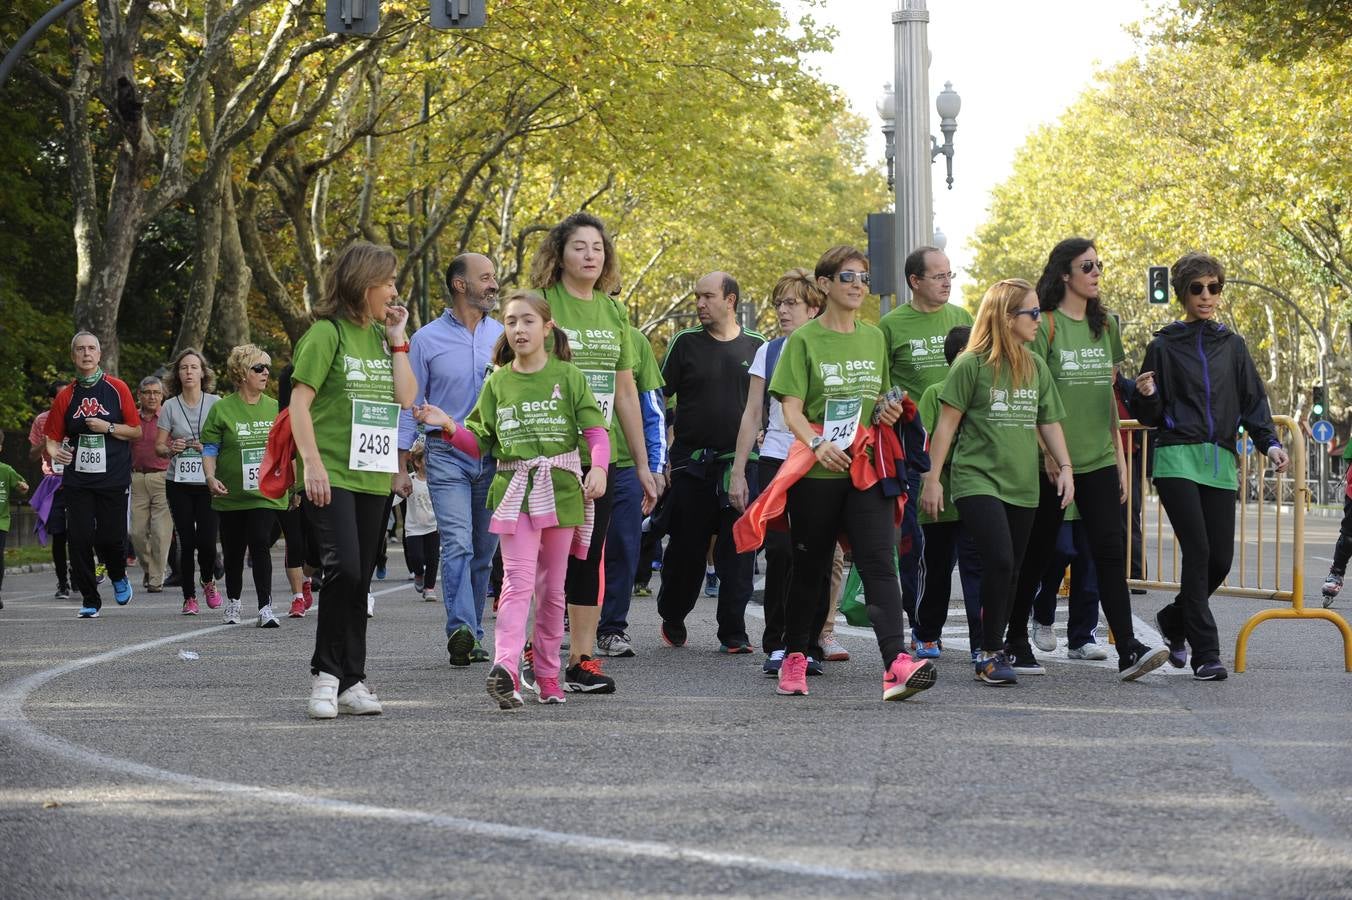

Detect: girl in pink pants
417,290,608,708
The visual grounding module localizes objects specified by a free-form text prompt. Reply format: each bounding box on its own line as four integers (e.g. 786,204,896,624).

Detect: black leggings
404,531,440,590
1007,465,1137,655
166,480,219,599
1153,478,1233,664
785,478,902,665
758,457,793,652
954,494,1036,653
564,465,615,607
274,501,320,571
51,533,69,590
218,507,277,608
306,488,392,694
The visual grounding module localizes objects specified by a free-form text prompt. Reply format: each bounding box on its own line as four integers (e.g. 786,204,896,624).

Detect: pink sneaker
302,578,314,611
883,653,937,701
536,676,566,704
288,596,306,618
777,652,809,696
202,581,223,610
181,597,199,616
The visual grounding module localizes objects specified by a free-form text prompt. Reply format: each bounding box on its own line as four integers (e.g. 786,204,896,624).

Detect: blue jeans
898,469,925,630
425,439,497,640
599,465,642,637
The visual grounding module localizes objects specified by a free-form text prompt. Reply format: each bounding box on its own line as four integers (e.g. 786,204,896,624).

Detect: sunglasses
835,271,871,285
1076,260,1105,274
1188,281,1223,297
1013,308,1042,320
250,363,271,374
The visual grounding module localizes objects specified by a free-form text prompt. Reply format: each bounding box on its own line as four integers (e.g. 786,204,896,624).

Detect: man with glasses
656,271,765,653
129,375,173,592
880,246,973,653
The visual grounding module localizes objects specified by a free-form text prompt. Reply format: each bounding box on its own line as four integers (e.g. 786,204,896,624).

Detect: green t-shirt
0,463,24,531
768,317,889,479
614,326,663,469
202,392,287,512
466,356,607,527
1153,443,1239,490
291,317,398,496
543,284,635,465
917,381,957,525
879,302,974,400
1029,310,1124,473
940,350,1065,508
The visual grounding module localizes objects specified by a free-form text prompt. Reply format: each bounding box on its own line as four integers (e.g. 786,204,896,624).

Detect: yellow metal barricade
1121,416,1352,672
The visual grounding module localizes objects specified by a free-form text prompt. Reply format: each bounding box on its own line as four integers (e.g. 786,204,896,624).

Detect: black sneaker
806,655,824,676
1155,609,1187,668
660,620,687,648
565,656,616,693
486,664,523,710
1005,643,1046,675
447,625,474,668
1118,643,1169,682
520,641,538,693
1193,660,1228,681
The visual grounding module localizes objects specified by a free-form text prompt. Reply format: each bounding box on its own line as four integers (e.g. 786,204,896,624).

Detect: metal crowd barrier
1122,416,1352,673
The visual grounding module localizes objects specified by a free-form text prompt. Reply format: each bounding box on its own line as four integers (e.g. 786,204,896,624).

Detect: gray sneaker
1067,642,1108,660
1031,621,1058,653
596,632,636,658
222,598,242,625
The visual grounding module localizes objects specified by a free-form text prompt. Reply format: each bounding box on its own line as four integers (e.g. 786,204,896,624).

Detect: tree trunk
174,174,226,358
212,179,252,349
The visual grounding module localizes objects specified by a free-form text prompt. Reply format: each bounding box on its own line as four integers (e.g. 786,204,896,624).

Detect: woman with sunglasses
1130,252,1288,681
921,279,1073,685
201,345,288,627
1004,238,1169,681
766,245,934,700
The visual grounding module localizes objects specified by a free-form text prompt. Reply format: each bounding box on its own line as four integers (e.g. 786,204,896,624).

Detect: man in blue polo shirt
397,253,503,667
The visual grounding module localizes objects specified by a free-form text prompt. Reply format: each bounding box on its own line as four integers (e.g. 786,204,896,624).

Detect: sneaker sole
597,643,636,658
1012,665,1047,676
720,645,754,654
1067,649,1109,661
537,694,566,705
258,620,280,629
487,667,523,710
1193,669,1229,681
307,704,337,719
564,679,616,694
659,625,686,648
823,651,850,662
776,685,808,696
447,630,475,667
1120,647,1170,682
884,662,937,700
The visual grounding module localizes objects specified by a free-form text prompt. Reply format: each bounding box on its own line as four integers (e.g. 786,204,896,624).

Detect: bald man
656,272,765,653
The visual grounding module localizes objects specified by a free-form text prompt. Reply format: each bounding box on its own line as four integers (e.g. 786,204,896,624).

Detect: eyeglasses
1013,308,1042,320
250,364,271,374
1188,281,1223,297
835,271,871,285
1076,260,1105,274
771,298,803,310
917,272,956,283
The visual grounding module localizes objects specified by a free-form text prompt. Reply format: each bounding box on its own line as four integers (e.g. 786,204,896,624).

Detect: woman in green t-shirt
291,241,416,720
1006,237,1169,683
767,245,933,702
203,343,287,629
525,212,656,695
418,291,609,709
921,278,1074,686
1130,252,1289,681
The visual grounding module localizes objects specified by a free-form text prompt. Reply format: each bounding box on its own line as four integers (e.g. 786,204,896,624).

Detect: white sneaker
308,672,339,719
256,604,281,628
1068,642,1108,660
423,589,437,602
820,636,850,661
366,593,375,618
1031,621,1058,653
223,598,242,625
337,681,383,715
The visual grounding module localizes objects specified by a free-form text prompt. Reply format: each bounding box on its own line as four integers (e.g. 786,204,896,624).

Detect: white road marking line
0,625,883,883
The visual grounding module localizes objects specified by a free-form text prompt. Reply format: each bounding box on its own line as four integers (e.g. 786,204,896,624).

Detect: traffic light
326,0,380,35
431,0,486,28
1312,384,1327,417
1147,266,1170,304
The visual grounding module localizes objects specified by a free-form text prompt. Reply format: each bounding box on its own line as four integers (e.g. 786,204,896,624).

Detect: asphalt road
2,514,1351,899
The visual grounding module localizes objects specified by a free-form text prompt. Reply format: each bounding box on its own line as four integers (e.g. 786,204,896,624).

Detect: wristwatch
809,435,827,451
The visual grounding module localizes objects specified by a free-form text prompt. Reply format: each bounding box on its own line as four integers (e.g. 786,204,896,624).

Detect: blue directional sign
1311,419,1335,444
1235,436,1254,455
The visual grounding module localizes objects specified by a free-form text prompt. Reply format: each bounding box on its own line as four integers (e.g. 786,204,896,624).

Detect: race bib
75,434,107,474
823,397,862,451
241,447,264,492
173,448,205,483
349,399,399,473
582,370,616,426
